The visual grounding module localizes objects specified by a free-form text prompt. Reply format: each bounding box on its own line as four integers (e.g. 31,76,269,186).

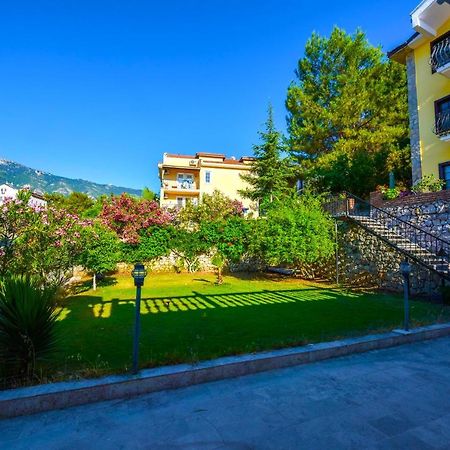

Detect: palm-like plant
211,252,226,285
0,276,60,380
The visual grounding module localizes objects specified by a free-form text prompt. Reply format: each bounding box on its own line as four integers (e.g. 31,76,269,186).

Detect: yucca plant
0,276,60,380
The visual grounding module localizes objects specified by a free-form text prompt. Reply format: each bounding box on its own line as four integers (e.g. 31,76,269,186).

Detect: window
434,96,450,138
439,161,450,190
177,173,194,190
205,171,211,183
176,197,184,208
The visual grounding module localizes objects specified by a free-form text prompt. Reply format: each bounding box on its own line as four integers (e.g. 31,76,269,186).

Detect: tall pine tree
240,105,294,207
286,27,410,196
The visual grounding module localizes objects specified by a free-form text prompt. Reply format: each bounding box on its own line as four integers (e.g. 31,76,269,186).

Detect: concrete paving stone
408,416,450,449
378,430,437,450
369,414,417,437
2,337,450,449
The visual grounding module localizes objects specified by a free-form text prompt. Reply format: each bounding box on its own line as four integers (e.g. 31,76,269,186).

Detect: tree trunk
216,267,223,285
93,273,97,291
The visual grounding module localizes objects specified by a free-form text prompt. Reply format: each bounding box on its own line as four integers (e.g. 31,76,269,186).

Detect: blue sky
0,0,417,192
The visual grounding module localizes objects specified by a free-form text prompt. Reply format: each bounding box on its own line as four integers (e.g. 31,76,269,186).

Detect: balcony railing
431,35,450,72
434,111,450,139
161,180,198,190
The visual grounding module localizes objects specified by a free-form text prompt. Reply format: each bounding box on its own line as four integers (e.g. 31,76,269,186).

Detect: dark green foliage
79,223,122,289
122,227,171,264
45,192,95,215
250,193,335,268
286,27,410,196
141,187,158,201
82,195,107,219
177,190,243,228
0,276,59,379
169,228,211,273
240,105,295,206
201,217,251,263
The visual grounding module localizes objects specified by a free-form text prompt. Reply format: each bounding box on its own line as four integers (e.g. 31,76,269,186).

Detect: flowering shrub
100,194,173,244
0,190,89,283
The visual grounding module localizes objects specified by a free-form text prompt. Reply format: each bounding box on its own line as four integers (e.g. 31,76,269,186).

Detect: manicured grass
53,273,450,377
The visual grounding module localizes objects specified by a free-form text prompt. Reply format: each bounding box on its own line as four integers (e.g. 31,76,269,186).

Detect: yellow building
158,152,258,214
388,0,450,188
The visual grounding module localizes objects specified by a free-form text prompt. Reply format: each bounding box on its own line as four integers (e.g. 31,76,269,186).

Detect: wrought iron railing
431,35,450,72
324,192,450,276
434,111,450,138
162,180,197,190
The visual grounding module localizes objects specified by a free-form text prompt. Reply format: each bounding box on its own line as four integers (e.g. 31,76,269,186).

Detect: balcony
161,180,199,192
431,35,450,77
434,111,450,141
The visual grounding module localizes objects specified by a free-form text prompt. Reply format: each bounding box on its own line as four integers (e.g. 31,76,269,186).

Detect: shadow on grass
64,286,409,320
72,276,118,294
50,286,450,378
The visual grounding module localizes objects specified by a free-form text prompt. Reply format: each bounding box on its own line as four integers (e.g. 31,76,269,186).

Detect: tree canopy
240,105,295,207
286,27,410,196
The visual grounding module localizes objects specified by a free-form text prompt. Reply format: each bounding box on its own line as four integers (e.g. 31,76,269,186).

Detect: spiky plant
0,276,60,380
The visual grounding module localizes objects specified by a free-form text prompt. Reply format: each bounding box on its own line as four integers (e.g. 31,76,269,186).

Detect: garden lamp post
131,263,147,374
400,260,411,332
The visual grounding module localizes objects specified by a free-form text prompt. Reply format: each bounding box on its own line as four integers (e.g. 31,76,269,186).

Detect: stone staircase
350,215,450,278
326,193,450,282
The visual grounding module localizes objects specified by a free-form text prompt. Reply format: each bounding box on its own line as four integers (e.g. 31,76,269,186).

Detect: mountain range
0,159,142,197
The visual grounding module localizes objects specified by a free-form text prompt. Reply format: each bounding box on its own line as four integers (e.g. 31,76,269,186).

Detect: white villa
0,183,47,208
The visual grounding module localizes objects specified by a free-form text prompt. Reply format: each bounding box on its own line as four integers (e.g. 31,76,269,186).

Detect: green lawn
53,272,449,378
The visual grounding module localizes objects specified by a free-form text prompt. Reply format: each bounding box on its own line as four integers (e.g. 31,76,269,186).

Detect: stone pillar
406,52,422,185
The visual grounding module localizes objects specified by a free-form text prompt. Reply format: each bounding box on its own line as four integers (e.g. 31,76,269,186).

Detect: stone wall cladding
369,191,450,242
406,52,422,185
116,253,262,274
317,192,450,296
333,221,444,296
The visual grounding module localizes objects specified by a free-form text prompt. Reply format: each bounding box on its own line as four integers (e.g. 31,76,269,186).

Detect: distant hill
0,159,142,197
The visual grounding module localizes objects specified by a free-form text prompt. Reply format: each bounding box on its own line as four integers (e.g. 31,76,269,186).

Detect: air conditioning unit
189,160,197,166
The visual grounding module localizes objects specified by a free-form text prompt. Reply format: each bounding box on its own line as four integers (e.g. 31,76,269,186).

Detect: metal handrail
431,35,450,72
324,192,450,277
342,191,450,245
434,111,450,138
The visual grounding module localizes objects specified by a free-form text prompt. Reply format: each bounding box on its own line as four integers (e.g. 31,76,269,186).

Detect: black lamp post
400,260,412,331
131,263,147,374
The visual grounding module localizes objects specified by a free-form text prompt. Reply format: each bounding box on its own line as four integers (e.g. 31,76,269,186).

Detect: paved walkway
2,337,450,449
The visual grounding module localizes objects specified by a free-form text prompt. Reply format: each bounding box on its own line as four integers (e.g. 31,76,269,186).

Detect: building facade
0,183,47,208
157,152,258,214
388,0,450,187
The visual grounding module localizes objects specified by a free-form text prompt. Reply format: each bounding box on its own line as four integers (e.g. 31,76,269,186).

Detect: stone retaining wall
322,191,450,296
370,191,450,242
332,220,444,296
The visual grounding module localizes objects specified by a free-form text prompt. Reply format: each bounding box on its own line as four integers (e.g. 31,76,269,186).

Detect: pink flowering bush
0,190,90,283
100,194,173,244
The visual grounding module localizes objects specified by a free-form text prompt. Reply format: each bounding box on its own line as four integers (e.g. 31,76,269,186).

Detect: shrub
101,194,173,244
121,227,171,264
0,190,89,283
249,193,335,268
380,186,400,200
412,175,445,194
0,276,60,380
79,223,122,290
169,228,210,273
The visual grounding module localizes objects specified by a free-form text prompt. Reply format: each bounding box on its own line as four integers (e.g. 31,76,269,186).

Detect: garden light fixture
131,263,147,287
131,263,147,374
400,260,411,332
